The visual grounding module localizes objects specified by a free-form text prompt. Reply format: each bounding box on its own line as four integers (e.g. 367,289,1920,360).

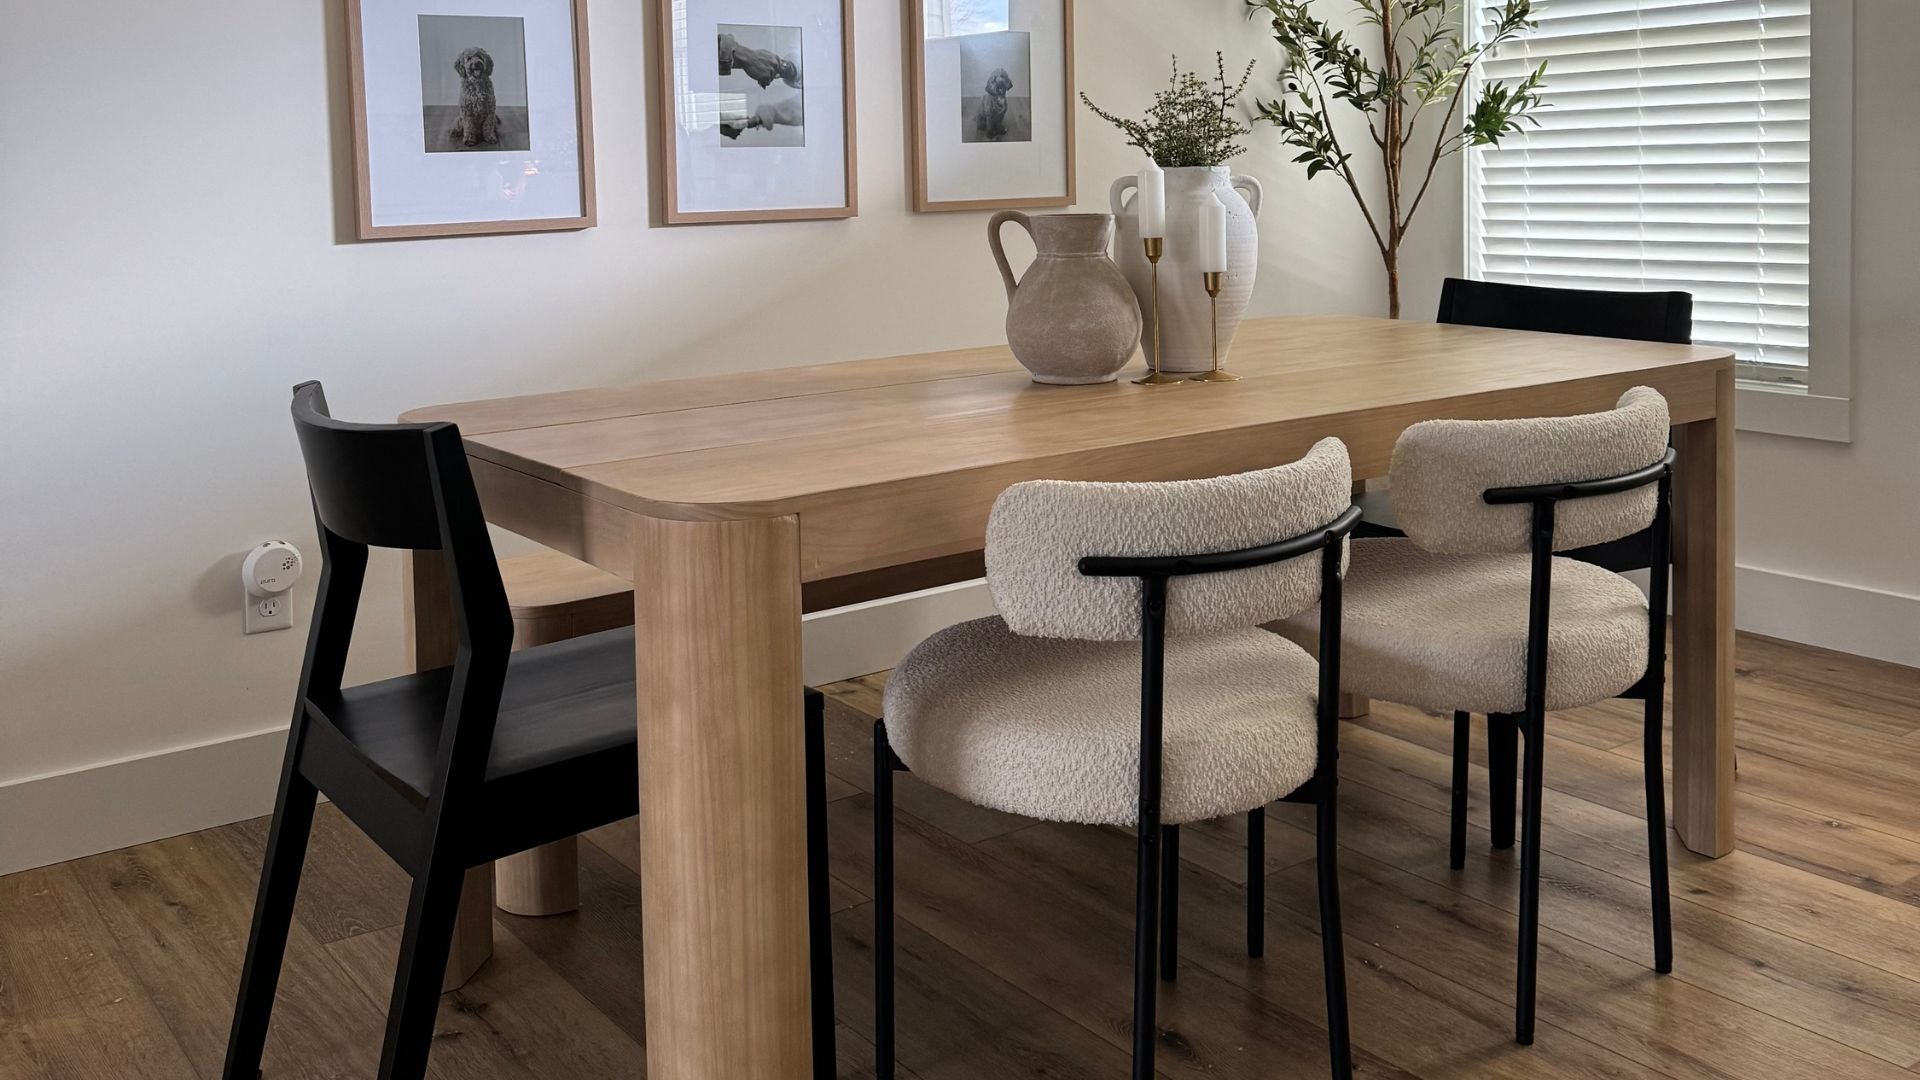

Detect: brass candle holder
1131,237,1181,385
1188,270,1240,382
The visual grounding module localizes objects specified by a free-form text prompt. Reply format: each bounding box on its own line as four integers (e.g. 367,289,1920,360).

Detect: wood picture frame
908,0,1075,213
347,0,596,240
655,0,859,225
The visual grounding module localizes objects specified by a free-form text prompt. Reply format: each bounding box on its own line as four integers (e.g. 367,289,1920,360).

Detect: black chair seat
316,626,638,802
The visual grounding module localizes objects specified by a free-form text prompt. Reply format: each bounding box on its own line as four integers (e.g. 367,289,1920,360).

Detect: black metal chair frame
224,383,837,1079
1463,448,1679,1045
872,504,1365,1080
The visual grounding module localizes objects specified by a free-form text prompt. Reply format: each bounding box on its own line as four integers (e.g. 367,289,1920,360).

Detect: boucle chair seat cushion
1271,539,1649,715
882,615,1321,827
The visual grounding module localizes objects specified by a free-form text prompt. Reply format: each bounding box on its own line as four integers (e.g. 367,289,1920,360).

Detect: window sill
1736,382,1853,443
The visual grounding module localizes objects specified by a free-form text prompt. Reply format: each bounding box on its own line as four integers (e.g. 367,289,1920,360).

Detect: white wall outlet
244,593,292,634
241,540,302,635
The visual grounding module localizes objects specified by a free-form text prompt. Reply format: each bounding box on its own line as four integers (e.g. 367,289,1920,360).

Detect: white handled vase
1111,166,1263,373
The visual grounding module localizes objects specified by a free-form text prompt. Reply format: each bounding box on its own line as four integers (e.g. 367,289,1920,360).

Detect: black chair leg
1316,786,1353,1078
1449,711,1470,870
803,690,837,1078
1514,716,1548,1046
1131,815,1164,1079
375,862,471,1080
1247,807,1265,959
1644,694,1674,975
222,771,318,1080
1159,825,1180,981
1489,713,1518,850
873,720,897,1080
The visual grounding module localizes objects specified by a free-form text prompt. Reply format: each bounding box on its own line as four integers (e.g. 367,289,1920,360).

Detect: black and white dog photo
417,14,533,153
957,31,1032,144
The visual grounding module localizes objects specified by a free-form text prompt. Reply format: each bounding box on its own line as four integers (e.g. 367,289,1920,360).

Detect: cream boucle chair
1276,387,1677,1047
875,438,1361,1080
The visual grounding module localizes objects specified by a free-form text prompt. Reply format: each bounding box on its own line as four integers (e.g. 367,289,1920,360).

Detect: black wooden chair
222,382,836,1079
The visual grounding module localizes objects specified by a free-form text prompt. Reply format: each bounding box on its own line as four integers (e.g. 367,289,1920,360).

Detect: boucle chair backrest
985,438,1353,641
1390,386,1670,554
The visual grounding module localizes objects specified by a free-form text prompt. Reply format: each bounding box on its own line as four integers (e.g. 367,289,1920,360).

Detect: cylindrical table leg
495,839,581,916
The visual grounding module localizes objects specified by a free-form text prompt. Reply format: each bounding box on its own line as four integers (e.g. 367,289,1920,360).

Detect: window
1467,0,1821,388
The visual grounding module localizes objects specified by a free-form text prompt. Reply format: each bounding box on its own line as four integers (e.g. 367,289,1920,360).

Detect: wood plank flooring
0,632,1914,1079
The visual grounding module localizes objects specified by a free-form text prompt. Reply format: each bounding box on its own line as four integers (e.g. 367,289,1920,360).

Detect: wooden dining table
402,313,1736,1078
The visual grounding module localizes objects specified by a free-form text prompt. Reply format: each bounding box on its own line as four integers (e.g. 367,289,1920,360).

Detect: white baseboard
1734,564,1919,668
0,580,1000,877
9,568,1907,877
0,727,289,876
801,578,997,686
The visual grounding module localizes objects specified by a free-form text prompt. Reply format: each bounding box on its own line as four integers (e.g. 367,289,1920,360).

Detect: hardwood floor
1,632,1915,1079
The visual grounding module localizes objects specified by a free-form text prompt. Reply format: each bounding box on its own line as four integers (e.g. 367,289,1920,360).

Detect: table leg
493,612,589,916
1670,367,1737,857
495,842,579,916
404,551,499,990
632,513,813,1077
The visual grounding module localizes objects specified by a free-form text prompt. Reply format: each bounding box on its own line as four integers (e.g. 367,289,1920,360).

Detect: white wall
1726,0,1920,661
0,1,1452,869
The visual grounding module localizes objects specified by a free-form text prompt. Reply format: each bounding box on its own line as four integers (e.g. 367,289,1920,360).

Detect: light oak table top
405,314,1738,1079
408,313,1730,582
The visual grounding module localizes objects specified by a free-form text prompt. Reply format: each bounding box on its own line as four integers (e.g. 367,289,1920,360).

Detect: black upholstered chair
222,383,836,1080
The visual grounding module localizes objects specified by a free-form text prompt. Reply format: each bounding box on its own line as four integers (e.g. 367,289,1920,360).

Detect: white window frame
1463,0,1854,442
1743,0,1851,441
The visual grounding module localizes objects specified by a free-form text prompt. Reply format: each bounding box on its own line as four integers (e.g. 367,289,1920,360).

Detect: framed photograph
346,0,595,239
909,0,1074,212
657,0,858,224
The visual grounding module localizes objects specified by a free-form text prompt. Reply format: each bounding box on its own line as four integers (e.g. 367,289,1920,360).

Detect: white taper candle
1138,159,1166,239
1199,193,1228,273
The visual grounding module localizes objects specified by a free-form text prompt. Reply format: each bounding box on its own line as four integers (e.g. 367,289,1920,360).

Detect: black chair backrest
290,381,512,801
1437,278,1693,345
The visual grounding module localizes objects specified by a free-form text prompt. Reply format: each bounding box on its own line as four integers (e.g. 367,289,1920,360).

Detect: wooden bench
493,551,636,917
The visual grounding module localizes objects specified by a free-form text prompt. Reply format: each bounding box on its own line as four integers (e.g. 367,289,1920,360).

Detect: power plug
242,540,302,634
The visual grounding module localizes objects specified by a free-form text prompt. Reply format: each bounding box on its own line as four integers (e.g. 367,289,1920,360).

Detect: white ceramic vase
1111,166,1263,373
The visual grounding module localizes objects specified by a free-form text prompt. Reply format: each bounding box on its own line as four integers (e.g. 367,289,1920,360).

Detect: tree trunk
1384,246,1402,320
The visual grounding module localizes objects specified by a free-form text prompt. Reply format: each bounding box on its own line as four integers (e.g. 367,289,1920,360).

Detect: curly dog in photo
451,46,501,148
975,67,1015,141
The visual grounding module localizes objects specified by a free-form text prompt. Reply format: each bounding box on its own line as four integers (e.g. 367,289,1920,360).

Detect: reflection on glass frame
657,0,857,224
909,0,1074,212
347,0,596,239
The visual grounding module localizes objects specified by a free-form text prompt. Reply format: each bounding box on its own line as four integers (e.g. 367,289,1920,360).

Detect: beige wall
1733,0,1920,605
0,0,1453,802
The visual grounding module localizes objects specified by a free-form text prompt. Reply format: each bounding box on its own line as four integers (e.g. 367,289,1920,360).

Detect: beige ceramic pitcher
988,211,1144,385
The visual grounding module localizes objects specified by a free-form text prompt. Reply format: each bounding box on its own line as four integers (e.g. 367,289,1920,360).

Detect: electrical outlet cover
244,592,293,634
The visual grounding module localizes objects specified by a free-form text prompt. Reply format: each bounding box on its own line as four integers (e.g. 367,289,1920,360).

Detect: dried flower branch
1081,53,1258,168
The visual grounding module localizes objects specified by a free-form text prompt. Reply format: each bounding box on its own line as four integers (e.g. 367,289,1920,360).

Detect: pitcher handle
987,210,1031,302
1230,174,1264,217
1110,175,1138,218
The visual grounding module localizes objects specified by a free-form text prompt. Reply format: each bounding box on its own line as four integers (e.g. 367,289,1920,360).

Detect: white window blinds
1468,0,1813,377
